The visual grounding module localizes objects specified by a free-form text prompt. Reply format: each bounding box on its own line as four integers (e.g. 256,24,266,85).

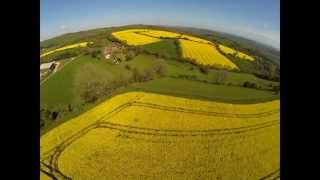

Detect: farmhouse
103,43,124,57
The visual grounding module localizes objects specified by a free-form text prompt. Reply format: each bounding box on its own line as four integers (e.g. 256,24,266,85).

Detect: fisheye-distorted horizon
41,0,280,49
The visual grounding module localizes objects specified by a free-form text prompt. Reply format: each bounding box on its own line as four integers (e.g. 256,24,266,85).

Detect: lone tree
243,81,257,89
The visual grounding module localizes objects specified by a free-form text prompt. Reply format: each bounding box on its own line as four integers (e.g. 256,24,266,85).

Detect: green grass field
165,58,279,89
40,54,164,108
141,39,178,58
40,75,278,135
132,77,279,103
41,54,278,110
41,57,86,108
40,56,127,108
40,54,279,135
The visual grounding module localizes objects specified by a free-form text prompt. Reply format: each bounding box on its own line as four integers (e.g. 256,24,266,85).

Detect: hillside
41,24,280,65
40,24,280,180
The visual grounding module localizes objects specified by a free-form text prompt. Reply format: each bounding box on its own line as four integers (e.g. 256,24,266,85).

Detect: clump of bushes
75,60,167,104
131,60,167,82
199,66,210,74
243,81,257,89
40,107,63,129
177,75,198,80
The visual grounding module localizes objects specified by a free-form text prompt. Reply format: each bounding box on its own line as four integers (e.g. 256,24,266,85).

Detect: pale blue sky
41,0,280,49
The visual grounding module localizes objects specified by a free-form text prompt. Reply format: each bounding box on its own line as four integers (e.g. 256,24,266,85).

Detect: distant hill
41,24,280,66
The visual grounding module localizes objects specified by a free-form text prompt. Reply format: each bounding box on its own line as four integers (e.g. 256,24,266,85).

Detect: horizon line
40,23,280,51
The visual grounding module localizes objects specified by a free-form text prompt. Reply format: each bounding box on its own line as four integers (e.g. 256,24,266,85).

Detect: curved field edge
40,77,279,136
40,91,279,155
40,91,279,179
43,123,279,179
40,55,279,137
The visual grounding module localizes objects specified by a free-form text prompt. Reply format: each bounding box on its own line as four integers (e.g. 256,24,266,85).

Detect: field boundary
41,96,279,179
40,56,79,86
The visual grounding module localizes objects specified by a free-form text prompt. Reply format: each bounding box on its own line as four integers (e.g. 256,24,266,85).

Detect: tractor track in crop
260,169,280,180
41,97,279,179
131,101,279,118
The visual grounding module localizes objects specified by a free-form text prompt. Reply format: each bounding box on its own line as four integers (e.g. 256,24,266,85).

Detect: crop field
219,44,255,61
111,29,258,70
112,29,161,45
138,30,181,38
179,39,238,69
40,92,279,179
40,42,92,58
181,34,212,44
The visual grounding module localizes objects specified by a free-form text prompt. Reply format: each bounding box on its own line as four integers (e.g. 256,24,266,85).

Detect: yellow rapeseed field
111,29,255,70
181,34,212,44
40,171,51,180
219,44,255,61
112,29,161,45
179,39,238,69
138,30,181,38
40,92,279,179
40,42,92,58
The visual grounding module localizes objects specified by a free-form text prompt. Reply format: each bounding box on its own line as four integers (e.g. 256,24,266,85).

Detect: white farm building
40,61,56,70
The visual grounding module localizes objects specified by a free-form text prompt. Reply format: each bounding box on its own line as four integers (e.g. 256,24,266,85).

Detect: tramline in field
40,92,280,179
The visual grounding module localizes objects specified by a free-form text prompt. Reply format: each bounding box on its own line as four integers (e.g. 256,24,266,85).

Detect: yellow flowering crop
181,34,212,44
40,171,51,180
179,39,238,69
111,29,255,70
40,42,92,58
219,44,255,61
112,29,161,45
41,92,279,179
139,30,181,38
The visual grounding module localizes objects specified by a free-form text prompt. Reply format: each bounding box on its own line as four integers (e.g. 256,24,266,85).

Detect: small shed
40,61,56,70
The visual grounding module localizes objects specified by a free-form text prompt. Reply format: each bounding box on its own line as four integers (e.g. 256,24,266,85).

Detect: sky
41,0,280,49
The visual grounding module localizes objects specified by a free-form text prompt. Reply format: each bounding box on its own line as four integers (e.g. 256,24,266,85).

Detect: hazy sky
41,0,280,49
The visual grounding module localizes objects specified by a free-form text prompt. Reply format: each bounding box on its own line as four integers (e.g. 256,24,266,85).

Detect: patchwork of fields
111,29,253,70
40,92,279,179
40,26,280,179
